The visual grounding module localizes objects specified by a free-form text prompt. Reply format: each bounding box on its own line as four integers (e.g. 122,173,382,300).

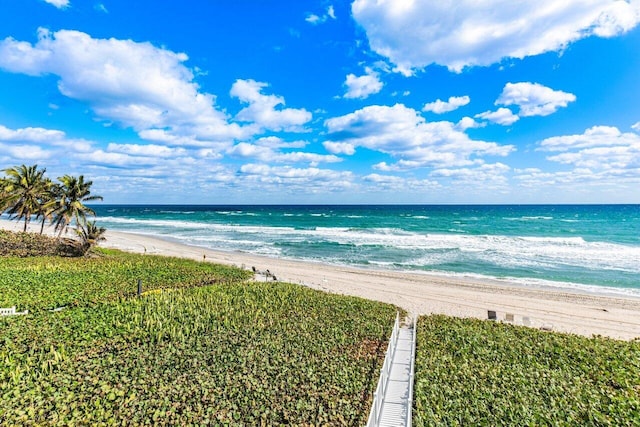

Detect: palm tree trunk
40,217,46,234
23,216,28,232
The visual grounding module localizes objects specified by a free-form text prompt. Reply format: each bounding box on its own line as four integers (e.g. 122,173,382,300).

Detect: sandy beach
2,217,640,340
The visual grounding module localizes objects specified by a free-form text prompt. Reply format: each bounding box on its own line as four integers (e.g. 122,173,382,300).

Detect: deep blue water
92,205,640,297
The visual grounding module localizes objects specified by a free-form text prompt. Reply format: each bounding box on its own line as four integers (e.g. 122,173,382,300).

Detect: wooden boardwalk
367,318,416,427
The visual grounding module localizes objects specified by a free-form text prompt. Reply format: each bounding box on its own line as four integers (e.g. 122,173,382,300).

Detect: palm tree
0,176,9,212
34,178,59,234
52,175,103,237
76,219,106,253
1,165,49,232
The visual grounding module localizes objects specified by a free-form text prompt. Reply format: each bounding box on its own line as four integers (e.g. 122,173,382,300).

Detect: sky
0,0,639,204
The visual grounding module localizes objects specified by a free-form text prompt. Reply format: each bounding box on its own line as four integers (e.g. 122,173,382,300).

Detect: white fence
367,312,401,427
0,306,28,316
406,317,416,427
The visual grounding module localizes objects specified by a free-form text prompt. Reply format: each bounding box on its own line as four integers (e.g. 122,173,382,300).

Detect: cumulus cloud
0,124,93,151
538,125,640,173
0,29,247,146
105,143,187,158
0,124,95,164
475,108,520,126
238,164,354,192
352,0,640,74
343,68,383,99
325,103,514,169
497,82,576,116
423,96,470,114
227,141,341,166
456,116,485,131
230,79,312,132
323,141,356,155
43,0,69,9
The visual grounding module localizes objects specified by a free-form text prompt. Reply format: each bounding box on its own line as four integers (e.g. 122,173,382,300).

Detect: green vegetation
0,249,396,425
1,164,104,253
413,315,640,426
0,247,252,313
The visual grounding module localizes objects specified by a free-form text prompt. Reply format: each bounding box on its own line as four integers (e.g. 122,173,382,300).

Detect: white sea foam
99,215,640,288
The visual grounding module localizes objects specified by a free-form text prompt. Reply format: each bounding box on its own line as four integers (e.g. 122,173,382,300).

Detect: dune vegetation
413,315,640,426
0,244,396,425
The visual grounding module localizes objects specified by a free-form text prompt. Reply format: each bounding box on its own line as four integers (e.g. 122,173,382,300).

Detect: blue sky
1,0,639,204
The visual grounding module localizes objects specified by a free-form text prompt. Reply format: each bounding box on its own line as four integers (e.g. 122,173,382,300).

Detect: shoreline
2,218,640,340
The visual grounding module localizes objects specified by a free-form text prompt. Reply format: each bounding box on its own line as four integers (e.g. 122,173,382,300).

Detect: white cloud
238,164,354,192
325,103,514,169
363,173,439,191
423,95,470,114
94,3,108,13
475,108,520,126
227,142,342,166
538,125,640,173
323,141,356,155
0,29,247,146
343,68,383,99
0,124,93,152
456,116,485,131
43,0,69,9
0,124,65,143
0,123,97,164
230,79,312,132
497,82,576,116
632,122,640,132
105,143,187,158
0,143,53,161
305,5,337,25
253,136,307,149
327,5,336,20
432,163,513,193
305,14,323,24
351,0,640,74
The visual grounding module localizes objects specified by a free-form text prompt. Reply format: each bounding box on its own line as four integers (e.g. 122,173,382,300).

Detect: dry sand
2,218,640,340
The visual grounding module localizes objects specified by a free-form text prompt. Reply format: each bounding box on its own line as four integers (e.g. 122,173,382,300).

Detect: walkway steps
367,316,416,427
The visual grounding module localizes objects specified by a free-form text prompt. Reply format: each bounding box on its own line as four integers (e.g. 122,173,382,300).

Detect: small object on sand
252,266,257,272
488,310,497,320
540,324,553,331
522,316,531,326
505,313,514,322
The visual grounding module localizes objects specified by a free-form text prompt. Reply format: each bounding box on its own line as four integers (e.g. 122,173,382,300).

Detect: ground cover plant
0,247,251,313
0,249,396,425
413,315,640,426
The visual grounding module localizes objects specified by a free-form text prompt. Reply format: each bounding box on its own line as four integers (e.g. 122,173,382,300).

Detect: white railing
406,317,417,427
0,306,28,316
367,312,400,427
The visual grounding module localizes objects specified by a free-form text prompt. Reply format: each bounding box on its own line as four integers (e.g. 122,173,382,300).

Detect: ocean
92,205,640,298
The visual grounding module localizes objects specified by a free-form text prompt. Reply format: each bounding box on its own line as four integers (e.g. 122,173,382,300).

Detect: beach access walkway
367,314,416,427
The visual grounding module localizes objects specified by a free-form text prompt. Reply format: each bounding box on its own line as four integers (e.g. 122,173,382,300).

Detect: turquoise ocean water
93,205,640,297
